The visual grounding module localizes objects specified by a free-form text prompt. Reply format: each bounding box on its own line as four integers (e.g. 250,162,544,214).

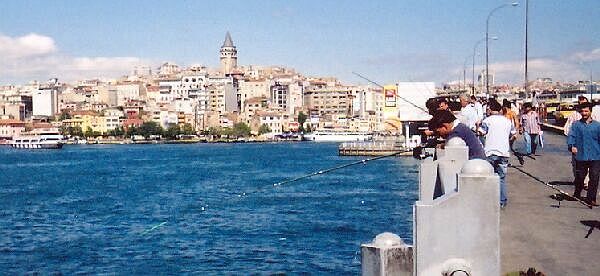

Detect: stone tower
220,31,237,75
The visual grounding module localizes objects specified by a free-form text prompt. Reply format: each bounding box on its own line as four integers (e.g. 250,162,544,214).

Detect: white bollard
361,232,412,276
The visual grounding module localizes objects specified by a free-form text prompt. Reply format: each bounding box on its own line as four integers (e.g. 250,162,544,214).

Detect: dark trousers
574,160,600,202
530,134,539,154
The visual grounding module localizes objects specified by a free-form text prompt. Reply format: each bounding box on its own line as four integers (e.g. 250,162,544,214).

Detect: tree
182,123,195,135
139,121,163,138
221,127,233,137
70,126,84,137
208,127,222,136
232,122,251,137
58,111,71,121
297,111,307,132
164,124,181,140
126,126,138,137
84,127,95,138
108,127,124,137
59,126,68,136
258,124,271,135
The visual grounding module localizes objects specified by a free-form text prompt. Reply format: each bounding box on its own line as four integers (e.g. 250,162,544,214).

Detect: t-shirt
480,114,515,157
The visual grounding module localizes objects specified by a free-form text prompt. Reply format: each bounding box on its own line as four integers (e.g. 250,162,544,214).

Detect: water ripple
0,143,418,274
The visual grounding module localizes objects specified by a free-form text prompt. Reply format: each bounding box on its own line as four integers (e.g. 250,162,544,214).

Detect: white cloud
569,48,600,63
0,33,150,84
0,33,57,59
451,48,600,84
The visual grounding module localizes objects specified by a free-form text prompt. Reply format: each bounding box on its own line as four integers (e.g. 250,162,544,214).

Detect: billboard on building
396,82,435,121
384,85,397,107
383,85,401,128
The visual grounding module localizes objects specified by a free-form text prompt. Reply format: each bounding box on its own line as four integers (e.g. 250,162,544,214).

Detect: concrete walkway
501,132,600,275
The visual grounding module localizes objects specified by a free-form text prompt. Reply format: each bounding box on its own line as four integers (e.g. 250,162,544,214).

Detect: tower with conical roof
220,31,237,75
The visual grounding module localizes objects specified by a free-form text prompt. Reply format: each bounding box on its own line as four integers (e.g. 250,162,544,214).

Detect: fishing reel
412,138,441,160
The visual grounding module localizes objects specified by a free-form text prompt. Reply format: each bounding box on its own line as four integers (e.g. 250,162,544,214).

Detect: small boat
302,131,373,142
11,129,65,149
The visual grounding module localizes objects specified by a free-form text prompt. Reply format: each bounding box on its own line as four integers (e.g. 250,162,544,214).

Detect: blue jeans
523,132,539,155
487,155,509,205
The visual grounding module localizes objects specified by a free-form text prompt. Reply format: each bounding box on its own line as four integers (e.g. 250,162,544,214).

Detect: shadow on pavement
549,181,573,186
581,220,600,238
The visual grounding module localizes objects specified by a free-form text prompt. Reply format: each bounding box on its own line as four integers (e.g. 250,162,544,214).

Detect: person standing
458,93,479,131
503,99,524,165
437,98,449,111
479,100,515,208
567,102,600,206
521,102,542,156
564,96,590,183
564,96,590,136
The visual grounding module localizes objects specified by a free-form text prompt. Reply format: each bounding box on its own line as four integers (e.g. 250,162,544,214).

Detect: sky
0,0,598,86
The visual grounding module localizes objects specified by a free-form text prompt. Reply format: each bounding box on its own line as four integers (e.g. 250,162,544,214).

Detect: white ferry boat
302,131,373,142
11,129,65,149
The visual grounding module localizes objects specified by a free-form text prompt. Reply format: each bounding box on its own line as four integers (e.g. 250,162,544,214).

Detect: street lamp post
486,2,519,97
473,37,497,96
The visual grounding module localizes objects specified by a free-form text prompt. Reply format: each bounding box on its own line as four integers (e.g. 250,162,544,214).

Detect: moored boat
11,129,65,149
302,131,373,142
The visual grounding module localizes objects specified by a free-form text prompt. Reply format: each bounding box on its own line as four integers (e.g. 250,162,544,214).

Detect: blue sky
0,0,598,86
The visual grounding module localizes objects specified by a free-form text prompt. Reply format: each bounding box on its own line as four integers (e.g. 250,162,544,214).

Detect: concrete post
414,159,500,275
361,232,413,276
436,138,468,197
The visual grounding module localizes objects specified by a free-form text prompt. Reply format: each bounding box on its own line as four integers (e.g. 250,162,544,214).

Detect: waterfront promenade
501,131,600,274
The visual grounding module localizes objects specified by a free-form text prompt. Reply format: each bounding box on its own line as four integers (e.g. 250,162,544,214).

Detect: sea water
0,142,419,274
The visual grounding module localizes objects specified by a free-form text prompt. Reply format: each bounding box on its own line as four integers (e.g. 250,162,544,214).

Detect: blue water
0,142,419,274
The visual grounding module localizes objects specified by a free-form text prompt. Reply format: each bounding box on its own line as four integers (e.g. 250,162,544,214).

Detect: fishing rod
508,164,593,209
352,71,430,113
270,151,405,188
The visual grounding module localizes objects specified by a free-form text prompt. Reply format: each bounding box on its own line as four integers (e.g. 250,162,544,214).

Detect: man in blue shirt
567,102,600,206
428,110,486,160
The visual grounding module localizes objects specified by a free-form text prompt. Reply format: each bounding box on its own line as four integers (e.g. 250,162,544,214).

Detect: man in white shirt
471,95,485,122
479,99,516,208
458,93,479,131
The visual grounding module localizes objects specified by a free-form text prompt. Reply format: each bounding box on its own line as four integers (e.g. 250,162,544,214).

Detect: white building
112,84,144,107
32,88,59,117
159,62,180,76
238,79,270,109
103,108,123,131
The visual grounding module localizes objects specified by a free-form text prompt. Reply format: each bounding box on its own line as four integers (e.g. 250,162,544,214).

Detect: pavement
501,131,600,275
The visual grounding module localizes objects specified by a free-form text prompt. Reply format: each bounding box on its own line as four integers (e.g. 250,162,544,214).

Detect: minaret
220,31,237,75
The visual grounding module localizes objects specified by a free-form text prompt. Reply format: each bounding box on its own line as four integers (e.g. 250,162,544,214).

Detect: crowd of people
426,93,600,208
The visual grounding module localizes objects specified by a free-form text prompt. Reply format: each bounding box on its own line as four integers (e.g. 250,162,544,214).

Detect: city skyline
0,0,598,86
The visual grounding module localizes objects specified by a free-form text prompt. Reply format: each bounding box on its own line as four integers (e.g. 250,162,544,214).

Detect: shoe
500,202,507,209
517,155,525,165
587,199,599,207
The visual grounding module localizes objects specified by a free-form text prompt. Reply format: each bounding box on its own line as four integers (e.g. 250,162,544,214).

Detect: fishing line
235,150,406,198
272,151,404,187
508,163,592,209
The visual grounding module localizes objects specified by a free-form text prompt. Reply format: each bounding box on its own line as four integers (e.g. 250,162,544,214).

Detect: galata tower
220,31,237,75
